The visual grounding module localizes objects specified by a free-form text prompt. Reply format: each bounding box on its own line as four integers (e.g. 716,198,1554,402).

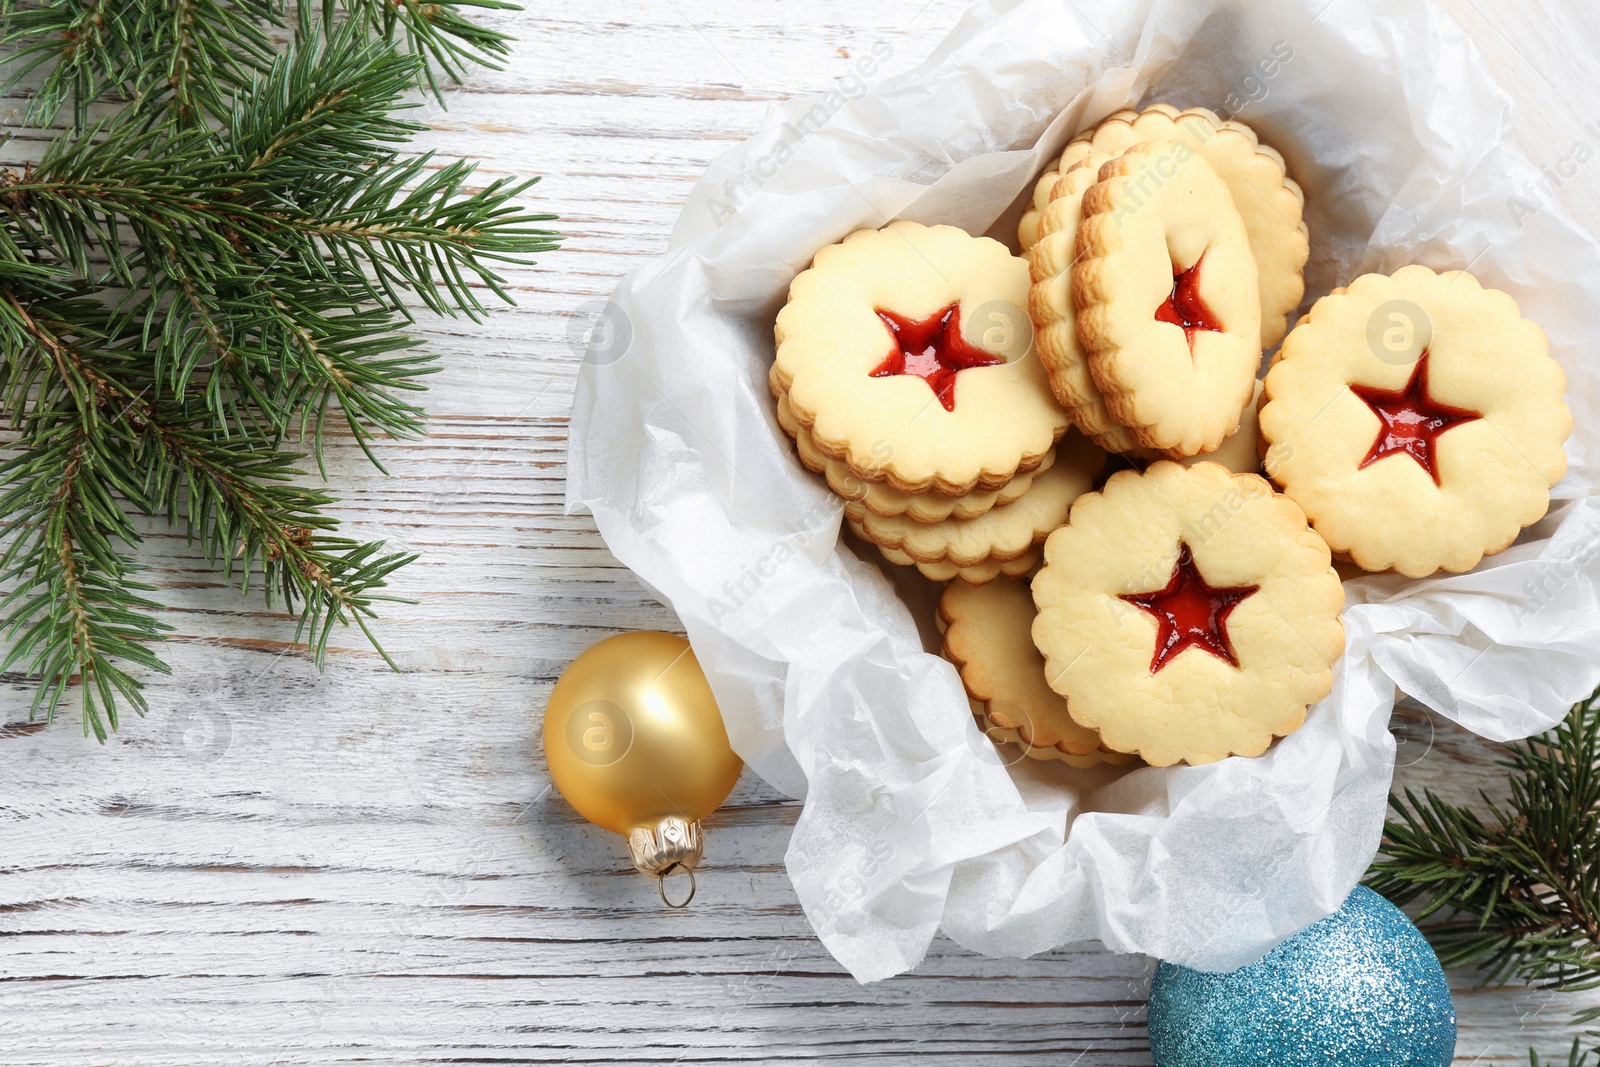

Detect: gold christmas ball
542,632,743,878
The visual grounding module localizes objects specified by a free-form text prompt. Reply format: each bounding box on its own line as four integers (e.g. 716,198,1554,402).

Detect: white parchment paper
567,0,1600,981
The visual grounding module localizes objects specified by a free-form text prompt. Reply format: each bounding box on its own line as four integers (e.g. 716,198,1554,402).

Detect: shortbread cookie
1022,104,1307,350
1018,169,1063,252
941,576,1134,766
1031,461,1344,767
850,522,1039,584
1260,266,1570,578
774,221,1070,496
1029,152,1156,458
1178,378,1264,475
854,434,1106,567
976,715,1139,767
775,388,1052,523
1074,140,1261,458
778,386,1049,520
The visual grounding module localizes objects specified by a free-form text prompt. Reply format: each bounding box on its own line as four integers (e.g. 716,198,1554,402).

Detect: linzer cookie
1018,166,1063,252
773,221,1070,496
1260,266,1570,578
776,388,1053,523
1031,461,1344,767
849,524,1038,585
1028,151,1154,458
1022,104,1308,350
1178,378,1264,476
1074,140,1261,458
939,576,1135,767
975,717,1136,767
853,434,1104,567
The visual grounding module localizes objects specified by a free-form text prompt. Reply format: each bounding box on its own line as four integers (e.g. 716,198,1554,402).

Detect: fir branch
4,20,555,440
152,0,279,126
0,3,558,731
0,1,278,128
1531,1041,1600,1067
6,30,555,313
247,272,436,464
1,0,126,128
227,16,425,174
1368,691,1600,1012
132,401,418,668
0,290,172,737
1,287,417,724
330,0,518,95
1,1,518,127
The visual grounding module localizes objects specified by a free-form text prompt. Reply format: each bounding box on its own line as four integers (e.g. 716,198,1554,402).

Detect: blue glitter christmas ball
1147,886,1456,1067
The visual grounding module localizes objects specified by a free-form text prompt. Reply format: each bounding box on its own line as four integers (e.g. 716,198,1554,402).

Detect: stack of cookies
1025,104,1307,459
770,220,1105,585
768,104,1572,769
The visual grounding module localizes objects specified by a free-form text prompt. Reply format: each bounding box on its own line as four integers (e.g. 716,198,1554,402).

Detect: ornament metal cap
628,816,702,908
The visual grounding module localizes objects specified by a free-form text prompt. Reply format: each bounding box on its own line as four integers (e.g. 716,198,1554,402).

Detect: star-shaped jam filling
1120,543,1259,673
869,304,1004,412
1154,254,1224,348
1348,350,1481,486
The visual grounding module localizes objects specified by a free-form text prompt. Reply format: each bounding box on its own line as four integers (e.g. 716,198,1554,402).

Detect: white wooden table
3,1,1599,1062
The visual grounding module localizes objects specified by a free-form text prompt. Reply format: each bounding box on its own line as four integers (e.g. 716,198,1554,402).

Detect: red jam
870,304,1004,412
1155,255,1224,347
1349,350,1480,486
1120,543,1258,673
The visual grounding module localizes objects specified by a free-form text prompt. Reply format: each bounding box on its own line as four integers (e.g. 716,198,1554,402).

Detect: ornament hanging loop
657,862,696,908
629,816,704,908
